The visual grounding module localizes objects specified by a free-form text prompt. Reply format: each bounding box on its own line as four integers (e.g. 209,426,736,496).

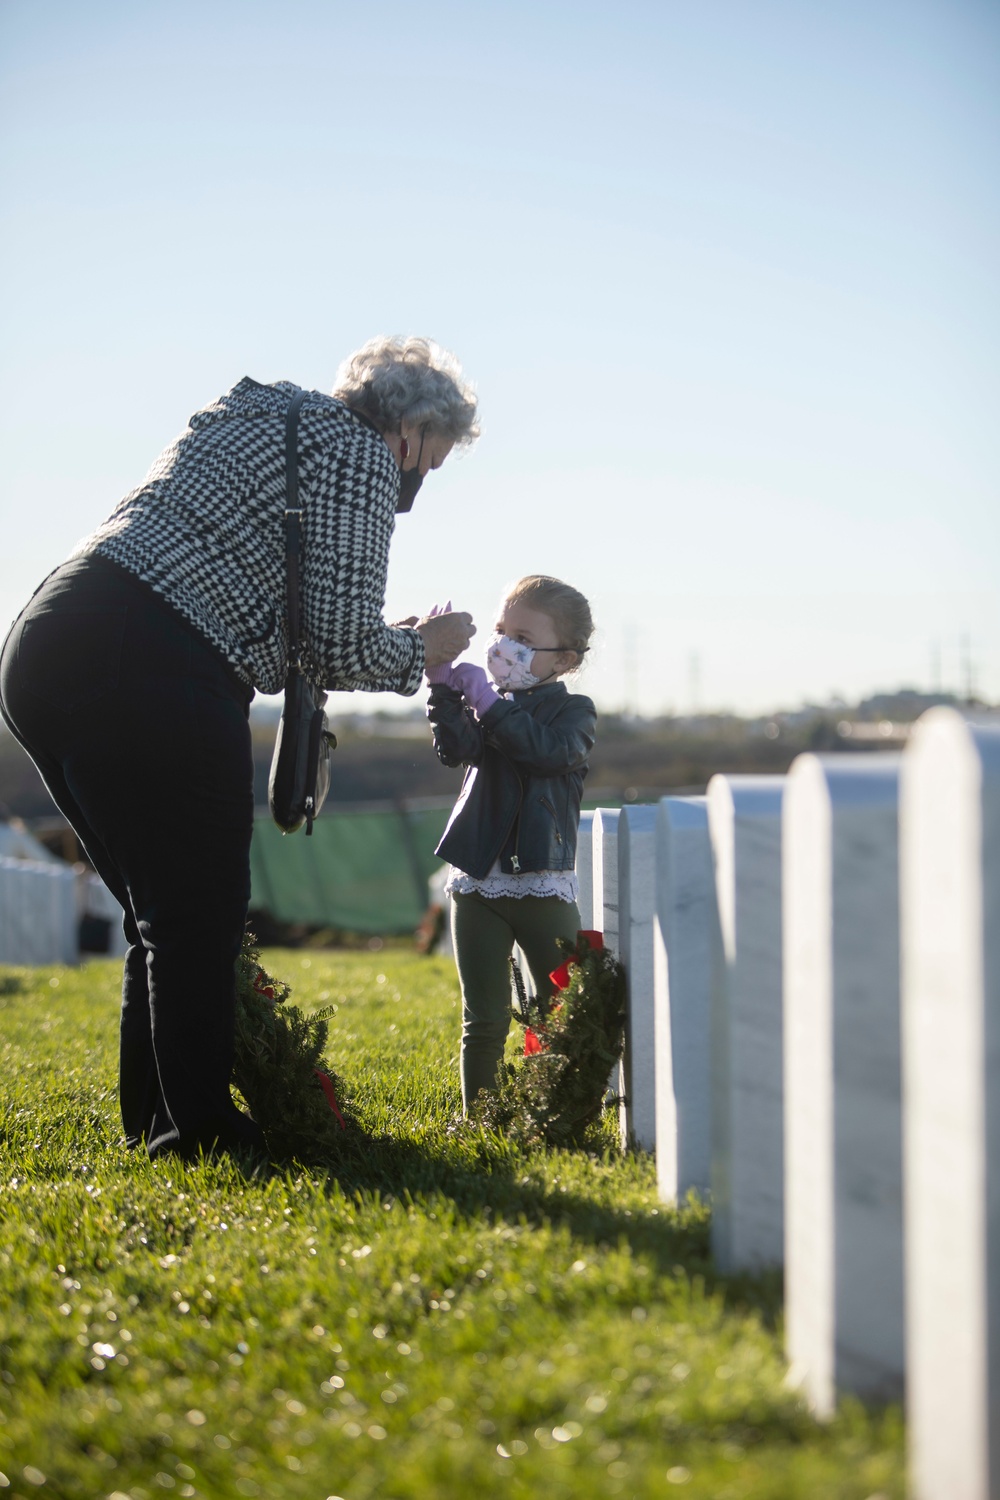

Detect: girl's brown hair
503,575,594,667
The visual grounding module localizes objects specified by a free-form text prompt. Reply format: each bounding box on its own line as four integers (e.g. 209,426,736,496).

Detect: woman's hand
423,602,460,683
418,609,475,668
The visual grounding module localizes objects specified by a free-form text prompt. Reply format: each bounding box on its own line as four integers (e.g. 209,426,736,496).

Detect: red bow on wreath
254,968,346,1129
313,1068,347,1130
253,970,276,1002
548,928,604,991
523,930,604,1056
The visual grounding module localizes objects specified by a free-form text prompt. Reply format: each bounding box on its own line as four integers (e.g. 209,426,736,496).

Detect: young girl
426,575,597,1112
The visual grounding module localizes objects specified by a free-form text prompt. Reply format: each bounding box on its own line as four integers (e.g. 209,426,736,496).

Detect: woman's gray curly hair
333,335,480,447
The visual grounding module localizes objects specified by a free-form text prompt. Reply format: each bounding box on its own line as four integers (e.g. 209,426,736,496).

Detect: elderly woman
0,336,478,1162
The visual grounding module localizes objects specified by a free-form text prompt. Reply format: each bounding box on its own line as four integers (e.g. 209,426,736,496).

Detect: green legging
451,891,582,1111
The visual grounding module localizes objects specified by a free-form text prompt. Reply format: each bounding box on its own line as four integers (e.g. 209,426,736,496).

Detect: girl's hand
452,662,500,717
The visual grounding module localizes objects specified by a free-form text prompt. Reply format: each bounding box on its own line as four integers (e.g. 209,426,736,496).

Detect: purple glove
424,601,456,685
452,662,500,717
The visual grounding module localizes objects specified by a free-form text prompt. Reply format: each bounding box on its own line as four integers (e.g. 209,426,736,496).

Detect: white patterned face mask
486,634,541,691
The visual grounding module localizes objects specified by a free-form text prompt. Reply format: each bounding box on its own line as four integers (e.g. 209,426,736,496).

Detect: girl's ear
553,649,580,678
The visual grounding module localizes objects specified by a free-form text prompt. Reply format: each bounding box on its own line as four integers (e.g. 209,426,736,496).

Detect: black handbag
268,389,337,835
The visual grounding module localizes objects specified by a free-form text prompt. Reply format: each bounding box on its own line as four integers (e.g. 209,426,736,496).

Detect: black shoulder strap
284,388,308,669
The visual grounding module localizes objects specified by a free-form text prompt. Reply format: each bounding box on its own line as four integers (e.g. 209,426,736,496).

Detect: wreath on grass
469,930,627,1149
232,934,349,1164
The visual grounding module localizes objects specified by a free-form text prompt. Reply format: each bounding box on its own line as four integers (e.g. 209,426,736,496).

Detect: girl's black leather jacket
427,679,597,879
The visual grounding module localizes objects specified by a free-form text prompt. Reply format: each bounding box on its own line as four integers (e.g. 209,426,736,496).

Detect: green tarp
249,801,451,934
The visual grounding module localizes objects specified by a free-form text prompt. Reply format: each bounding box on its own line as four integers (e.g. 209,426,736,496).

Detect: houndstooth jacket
70,377,425,697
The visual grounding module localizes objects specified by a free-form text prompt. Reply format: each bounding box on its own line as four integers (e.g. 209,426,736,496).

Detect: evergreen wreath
469,930,627,1149
232,933,349,1164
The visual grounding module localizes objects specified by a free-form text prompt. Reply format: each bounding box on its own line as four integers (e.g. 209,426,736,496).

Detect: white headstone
901,708,1000,1500
576,810,595,929
783,752,904,1416
654,796,716,1203
592,809,621,954
707,774,786,1274
429,865,454,957
618,806,658,1151
593,808,623,1102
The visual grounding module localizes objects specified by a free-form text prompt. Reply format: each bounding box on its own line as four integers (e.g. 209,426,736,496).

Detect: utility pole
961,631,975,703
623,622,638,718
689,650,701,715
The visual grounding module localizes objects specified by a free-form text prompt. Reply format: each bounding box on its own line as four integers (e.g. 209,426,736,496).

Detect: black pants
0,555,266,1161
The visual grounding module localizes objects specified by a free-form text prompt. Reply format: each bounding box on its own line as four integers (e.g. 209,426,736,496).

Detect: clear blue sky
1,0,996,716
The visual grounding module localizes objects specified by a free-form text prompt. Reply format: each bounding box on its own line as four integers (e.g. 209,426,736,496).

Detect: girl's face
494,598,576,680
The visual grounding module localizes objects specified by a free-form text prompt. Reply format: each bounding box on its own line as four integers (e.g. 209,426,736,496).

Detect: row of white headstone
0,854,80,965
575,706,999,1500
0,855,129,964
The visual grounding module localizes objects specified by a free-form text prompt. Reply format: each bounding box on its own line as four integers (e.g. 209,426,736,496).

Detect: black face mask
396,467,424,514
395,425,427,513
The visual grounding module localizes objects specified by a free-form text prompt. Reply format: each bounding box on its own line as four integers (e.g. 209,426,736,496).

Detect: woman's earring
400,437,410,463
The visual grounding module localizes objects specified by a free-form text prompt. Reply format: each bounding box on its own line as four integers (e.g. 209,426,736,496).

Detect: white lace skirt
445,860,578,903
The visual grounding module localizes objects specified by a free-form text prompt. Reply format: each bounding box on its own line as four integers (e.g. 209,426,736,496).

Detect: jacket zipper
540,794,562,843
501,760,524,873
510,801,523,872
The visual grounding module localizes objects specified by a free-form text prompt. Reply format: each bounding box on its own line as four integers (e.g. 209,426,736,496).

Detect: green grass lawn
0,949,903,1500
